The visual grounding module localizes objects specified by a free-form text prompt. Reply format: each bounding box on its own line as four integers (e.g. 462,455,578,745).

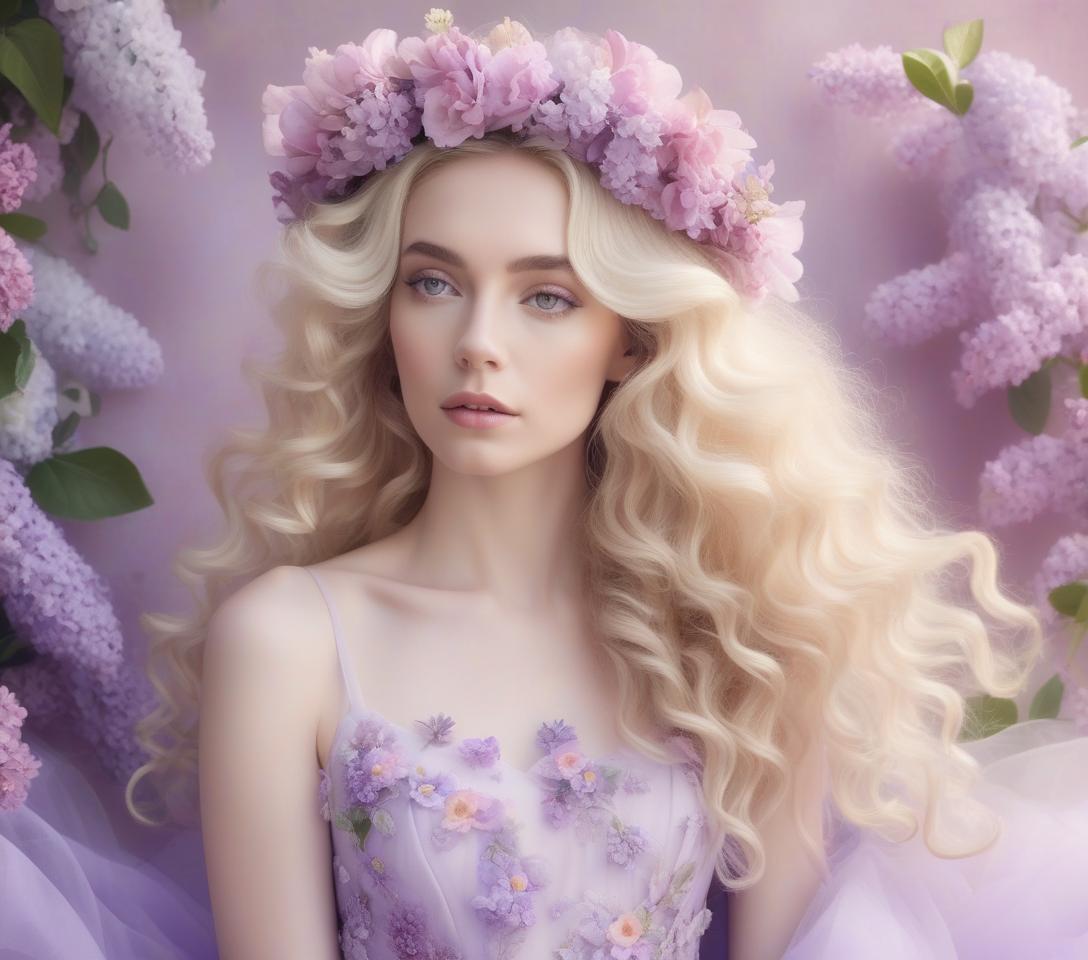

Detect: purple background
21,0,1088,952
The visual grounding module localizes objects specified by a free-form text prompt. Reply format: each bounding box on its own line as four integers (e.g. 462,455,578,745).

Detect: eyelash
403,271,580,316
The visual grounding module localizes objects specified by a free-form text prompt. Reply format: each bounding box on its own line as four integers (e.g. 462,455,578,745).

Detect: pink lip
443,406,517,429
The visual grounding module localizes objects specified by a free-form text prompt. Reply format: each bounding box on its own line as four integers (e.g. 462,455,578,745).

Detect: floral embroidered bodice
306,566,721,960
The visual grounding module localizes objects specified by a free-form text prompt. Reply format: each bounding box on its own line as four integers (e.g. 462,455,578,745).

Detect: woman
9,10,1082,960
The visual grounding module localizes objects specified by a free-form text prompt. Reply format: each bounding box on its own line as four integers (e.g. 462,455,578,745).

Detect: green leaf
88,389,101,416
80,229,97,254
960,694,1018,741
0,210,46,240
1007,365,1051,434
942,19,984,69
66,110,99,178
0,318,34,398
0,18,64,135
0,0,21,22
1028,673,1064,720
902,48,959,112
1049,581,1088,618
335,808,372,850
94,180,129,230
952,80,973,115
50,410,79,447
1073,135,1088,150
24,446,154,520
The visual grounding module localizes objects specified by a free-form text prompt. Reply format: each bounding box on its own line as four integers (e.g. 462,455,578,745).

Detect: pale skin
199,151,825,959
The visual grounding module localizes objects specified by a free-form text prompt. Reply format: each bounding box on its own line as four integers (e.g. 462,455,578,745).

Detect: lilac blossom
386,901,462,960
0,684,41,811
0,121,37,213
3,98,80,203
14,241,165,393
806,43,923,121
41,0,213,172
0,457,124,684
0,230,35,338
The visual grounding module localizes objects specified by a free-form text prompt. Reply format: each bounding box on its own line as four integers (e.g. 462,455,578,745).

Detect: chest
315,583,640,775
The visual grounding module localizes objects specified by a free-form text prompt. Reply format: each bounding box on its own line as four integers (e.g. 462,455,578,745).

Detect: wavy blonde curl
125,124,1042,894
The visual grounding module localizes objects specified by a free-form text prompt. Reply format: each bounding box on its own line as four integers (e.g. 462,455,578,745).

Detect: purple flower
606,820,648,869
417,711,457,745
458,734,501,768
387,901,462,960
344,743,410,807
408,765,457,808
535,718,578,751
471,846,547,928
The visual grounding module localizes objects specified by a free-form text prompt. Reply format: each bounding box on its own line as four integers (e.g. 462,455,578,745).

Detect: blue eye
403,272,579,316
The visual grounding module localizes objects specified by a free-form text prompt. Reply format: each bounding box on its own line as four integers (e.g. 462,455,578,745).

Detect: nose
454,293,507,370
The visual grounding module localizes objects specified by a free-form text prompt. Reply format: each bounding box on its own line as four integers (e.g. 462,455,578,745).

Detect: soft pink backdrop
25,0,1088,869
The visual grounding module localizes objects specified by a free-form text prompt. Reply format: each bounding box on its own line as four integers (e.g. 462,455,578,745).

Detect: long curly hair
125,126,1042,894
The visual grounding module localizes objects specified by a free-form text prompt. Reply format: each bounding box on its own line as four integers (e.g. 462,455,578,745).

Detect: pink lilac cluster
0,121,37,334
809,41,1088,722
458,734,501,768
2,96,81,203
41,0,213,171
0,683,42,811
261,10,806,305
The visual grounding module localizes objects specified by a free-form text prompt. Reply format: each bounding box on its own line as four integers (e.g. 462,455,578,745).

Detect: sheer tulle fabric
0,730,216,960
782,718,1088,959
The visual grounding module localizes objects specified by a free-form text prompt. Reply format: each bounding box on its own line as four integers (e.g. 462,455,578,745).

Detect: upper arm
198,565,342,960
727,734,829,960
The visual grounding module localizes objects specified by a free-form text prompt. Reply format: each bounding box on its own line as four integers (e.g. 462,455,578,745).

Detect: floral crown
261,8,806,305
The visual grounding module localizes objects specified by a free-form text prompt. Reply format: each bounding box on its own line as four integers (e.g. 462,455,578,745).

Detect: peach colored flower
441,788,500,832
607,911,644,946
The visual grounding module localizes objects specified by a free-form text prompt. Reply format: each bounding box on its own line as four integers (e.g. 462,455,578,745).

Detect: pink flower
390,26,491,147
441,788,504,832
607,911,647,952
0,230,34,333
481,39,559,133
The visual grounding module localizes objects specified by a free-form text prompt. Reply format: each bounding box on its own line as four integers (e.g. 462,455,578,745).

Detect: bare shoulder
204,564,333,708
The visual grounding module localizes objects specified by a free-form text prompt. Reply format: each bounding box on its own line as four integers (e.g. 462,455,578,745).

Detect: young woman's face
388,151,632,477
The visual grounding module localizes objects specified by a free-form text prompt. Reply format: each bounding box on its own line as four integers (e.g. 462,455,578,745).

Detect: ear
606,321,642,384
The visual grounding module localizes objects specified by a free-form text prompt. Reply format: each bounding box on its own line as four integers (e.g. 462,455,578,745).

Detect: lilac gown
1,565,1087,958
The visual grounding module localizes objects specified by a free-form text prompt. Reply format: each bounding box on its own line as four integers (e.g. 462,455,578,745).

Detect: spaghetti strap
303,566,366,713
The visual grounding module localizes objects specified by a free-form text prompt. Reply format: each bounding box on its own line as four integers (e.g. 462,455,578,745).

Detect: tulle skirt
0,729,217,960
782,718,1088,959
2,720,1086,959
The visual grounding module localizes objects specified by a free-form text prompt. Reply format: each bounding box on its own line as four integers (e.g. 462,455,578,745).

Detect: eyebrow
401,240,573,274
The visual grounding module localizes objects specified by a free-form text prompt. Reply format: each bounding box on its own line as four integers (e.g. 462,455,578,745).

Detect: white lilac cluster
15,241,164,392
42,0,214,172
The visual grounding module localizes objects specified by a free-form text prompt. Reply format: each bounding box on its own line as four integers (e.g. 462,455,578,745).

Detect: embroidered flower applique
530,718,650,870
554,812,713,960
328,709,550,957
338,888,374,960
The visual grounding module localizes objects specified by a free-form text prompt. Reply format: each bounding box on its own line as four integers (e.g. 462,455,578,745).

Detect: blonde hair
125,126,1042,894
